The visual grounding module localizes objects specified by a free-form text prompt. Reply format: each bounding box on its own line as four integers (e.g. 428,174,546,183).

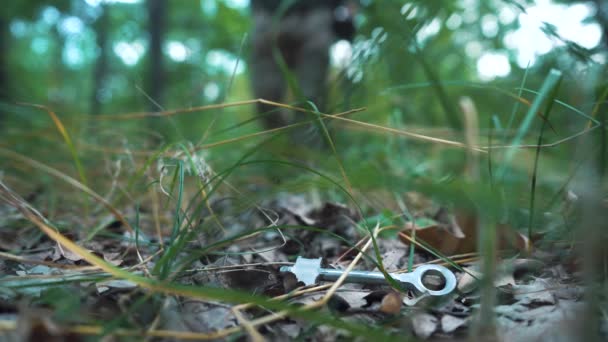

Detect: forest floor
0,184,600,341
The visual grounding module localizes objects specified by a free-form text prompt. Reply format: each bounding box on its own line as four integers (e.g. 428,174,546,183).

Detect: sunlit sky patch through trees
19,0,605,84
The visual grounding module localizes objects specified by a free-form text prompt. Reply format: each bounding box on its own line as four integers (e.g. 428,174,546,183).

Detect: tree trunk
0,16,8,123
146,0,166,111
593,0,608,48
90,4,109,115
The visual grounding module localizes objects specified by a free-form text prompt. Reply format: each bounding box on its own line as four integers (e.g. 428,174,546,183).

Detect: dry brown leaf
102,252,123,266
52,243,92,262
400,208,530,255
379,291,402,315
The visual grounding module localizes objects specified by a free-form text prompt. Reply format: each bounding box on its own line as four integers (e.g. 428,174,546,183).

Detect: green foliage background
0,0,606,229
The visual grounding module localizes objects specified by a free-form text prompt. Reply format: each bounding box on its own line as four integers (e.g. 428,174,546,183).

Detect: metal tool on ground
280,256,457,296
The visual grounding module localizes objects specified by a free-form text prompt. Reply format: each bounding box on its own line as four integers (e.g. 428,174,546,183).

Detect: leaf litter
0,186,600,341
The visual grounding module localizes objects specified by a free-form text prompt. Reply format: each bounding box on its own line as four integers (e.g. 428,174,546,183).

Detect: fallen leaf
308,202,360,236
96,279,137,294
325,290,369,309
495,300,585,341
281,271,301,293
411,313,438,339
278,323,301,339
17,265,54,276
53,243,90,262
512,279,556,306
399,208,530,255
102,252,123,266
376,240,408,271
328,295,351,313
379,291,402,314
160,297,191,332
441,314,468,333
435,206,466,239
362,290,388,308
457,267,481,294
181,301,236,333
457,259,545,294
219,268,279,293
553,285,583,300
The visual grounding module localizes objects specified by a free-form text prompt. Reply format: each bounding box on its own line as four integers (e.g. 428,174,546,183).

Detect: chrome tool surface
280,256,457,296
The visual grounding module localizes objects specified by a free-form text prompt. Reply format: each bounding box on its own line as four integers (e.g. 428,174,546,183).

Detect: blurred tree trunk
593,0,608,47
90,4,109,115
0,16,8,123
146,0,166,111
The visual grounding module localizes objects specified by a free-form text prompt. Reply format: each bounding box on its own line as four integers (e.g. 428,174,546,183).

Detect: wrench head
394,264,457,296
287,257,322,286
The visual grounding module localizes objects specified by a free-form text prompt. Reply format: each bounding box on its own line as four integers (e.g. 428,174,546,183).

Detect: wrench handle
318,268,388,285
